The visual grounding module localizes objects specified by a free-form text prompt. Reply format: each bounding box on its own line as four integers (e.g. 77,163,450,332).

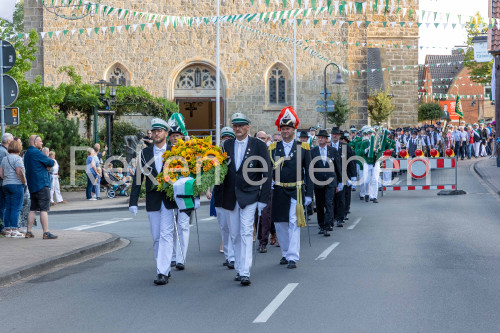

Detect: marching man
129,118,178,285
220,113,272,286
269,107,313,269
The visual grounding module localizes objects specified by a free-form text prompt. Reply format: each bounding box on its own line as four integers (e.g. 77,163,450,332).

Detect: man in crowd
330,127,347,226
24,135,57,239
272,133,282,142
472,123,482,158
307,127,317,147
49,151,66,205
269,107,312,269
254,130,272,253
299,131,309,143
129,118,177,285
220,113,272,286
143,130,154,147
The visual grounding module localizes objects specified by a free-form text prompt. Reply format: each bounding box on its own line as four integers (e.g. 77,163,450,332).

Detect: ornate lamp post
323,63,345,128
95,80,118,156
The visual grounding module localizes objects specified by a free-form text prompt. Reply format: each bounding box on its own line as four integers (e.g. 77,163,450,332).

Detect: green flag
455,95,463,118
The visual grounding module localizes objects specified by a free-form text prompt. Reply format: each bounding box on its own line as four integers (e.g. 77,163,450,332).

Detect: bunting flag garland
418,92,489,100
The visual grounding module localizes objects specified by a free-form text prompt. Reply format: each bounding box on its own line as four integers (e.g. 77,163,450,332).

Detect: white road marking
201,217,216,221
65,218,133,231
253,283,299,323
347,218,361,230
315,242,340,261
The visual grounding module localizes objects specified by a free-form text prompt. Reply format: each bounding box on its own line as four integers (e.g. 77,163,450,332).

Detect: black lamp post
95,80,117,157
323,63,345,128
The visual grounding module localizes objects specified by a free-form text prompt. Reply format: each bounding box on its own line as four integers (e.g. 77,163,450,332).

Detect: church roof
424,53,464,95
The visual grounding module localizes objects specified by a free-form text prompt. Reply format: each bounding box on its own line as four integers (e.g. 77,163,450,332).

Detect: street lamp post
323,63,345,128
95,80,117,157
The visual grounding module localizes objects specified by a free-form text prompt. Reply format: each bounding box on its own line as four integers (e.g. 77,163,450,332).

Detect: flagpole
215,0,221,147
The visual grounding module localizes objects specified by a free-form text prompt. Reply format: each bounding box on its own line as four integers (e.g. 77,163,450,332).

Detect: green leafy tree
327,90,351,127
99,121,139,157
418,102,443,123
367,89,395,126
464,13,492,84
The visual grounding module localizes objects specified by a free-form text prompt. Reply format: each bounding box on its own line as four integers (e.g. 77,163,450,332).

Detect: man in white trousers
220,113,272,286
129,118,177,285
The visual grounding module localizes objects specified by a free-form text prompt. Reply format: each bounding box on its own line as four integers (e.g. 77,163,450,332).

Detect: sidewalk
50,190,210,215
0,230,121,287
474,157,500,196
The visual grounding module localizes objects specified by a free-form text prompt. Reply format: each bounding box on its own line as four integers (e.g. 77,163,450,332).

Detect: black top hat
411,129,418,135
317,129,329,137
436,121,442,125
299,131,309,138
330,126,341,134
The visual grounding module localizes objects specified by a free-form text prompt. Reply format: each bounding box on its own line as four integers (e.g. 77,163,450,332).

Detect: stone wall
26,0,419,134
24,0,44,82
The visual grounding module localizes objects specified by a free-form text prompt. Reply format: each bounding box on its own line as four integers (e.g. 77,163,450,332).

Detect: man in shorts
24,135,57,239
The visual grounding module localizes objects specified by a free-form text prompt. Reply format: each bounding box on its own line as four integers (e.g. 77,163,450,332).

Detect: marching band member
129,118,176,285
269,107,313,269
220,113,272,286
355,127,379,203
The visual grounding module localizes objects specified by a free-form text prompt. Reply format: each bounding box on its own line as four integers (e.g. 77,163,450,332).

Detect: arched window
106,63,130,86
268,64,287,105
176,66,216,89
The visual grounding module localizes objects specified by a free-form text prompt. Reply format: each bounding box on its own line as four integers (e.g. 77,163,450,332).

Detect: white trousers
473,142,481,157
227,202,257,277
172,210,190,264
275,198,300,262
50,176,63,203
216,207,234,262
147,203,175,275
362,163,379,199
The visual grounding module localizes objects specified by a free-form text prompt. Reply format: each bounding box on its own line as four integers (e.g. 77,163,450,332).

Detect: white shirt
235,135,249,170
282,140,294,157
51,159,59,175
331,141,340,150
319,145,328,164
154,144,167,174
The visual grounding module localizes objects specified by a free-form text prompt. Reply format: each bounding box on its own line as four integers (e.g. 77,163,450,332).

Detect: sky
419,0,489,63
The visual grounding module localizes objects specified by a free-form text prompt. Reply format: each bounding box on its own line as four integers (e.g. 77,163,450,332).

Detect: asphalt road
1,159,499,333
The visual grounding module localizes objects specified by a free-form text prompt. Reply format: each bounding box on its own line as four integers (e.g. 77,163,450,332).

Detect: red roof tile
488,0,500,53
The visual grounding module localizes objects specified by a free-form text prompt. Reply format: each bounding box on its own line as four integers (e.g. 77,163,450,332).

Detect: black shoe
227,261,235,269
240,276,251,286
318,229,324,235
372,199,379,203
259,244,267,253
370,198,374,201
287,260,297,269
170,261,176,267
328,226,334,231
223,259,229,267
234,273,241,281
96,197,103,200
365,195,369,202
336,220,343,228
176,263,185,270
343,216,349,221
324,229,330,237
360,196,364,201
280,257,288,265
43,232,58,239
154,274,169,285
352,188,356,192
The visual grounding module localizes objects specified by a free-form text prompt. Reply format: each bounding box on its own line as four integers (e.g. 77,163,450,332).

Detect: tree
418,102,443,123
367,90,395,125
327,90,351,127
464,13,492,84
99,121,139,157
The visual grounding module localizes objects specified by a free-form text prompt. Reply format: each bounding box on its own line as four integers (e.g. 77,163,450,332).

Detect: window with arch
268,65,287,105
176,66,216,89
107,63,130,86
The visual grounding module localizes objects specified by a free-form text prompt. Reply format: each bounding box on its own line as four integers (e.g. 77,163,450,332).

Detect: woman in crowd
86,148,99,201
0,140,27,238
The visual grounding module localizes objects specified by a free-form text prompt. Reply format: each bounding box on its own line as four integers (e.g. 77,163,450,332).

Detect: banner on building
439,100,460,121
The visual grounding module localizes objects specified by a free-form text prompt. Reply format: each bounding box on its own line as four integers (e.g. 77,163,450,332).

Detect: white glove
194,198,200,210
338,182,344,191
304,196,312,206
365,148,369,154
347,179,352,186
351,177,356,182
129,206,138,216
257,202,267,216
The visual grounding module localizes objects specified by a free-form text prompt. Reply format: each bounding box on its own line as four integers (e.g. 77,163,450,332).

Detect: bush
418,102,443,122
367,90,395,126
99,121,139,157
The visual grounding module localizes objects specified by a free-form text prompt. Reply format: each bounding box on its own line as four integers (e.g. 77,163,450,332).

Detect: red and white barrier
382,185,456,191
381,157,455,171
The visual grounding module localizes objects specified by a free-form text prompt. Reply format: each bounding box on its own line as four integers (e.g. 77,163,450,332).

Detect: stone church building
24,0,419,136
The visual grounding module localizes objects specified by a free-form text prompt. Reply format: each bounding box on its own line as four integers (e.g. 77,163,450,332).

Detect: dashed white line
315,242,340,261
253,283,299,323
65,218,132,231
347,218,361,230
201,217,217,221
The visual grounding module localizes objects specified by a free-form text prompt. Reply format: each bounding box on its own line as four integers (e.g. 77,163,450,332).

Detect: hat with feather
275,106,299,130
167,113,188,136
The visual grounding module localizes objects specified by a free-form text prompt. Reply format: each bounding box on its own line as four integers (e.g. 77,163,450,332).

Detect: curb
49,199,210,215
472,160,500,197
0,233,122,287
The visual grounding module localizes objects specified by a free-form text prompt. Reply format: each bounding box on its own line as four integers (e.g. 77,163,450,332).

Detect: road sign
1,40,16,73
316,106,335,113
4,107,19,125
1,74,18,106
320,88,331,99
316,100,334,106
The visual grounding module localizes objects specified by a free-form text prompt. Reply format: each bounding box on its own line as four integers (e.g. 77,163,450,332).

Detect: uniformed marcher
167,113,191,271
269,107,313,268
330,127,352,226
129,118,176,285
299,131,309,143
307,127,317,147
310,129,340,237
340,131,357,219
355,127,379,203
220,113,272,286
